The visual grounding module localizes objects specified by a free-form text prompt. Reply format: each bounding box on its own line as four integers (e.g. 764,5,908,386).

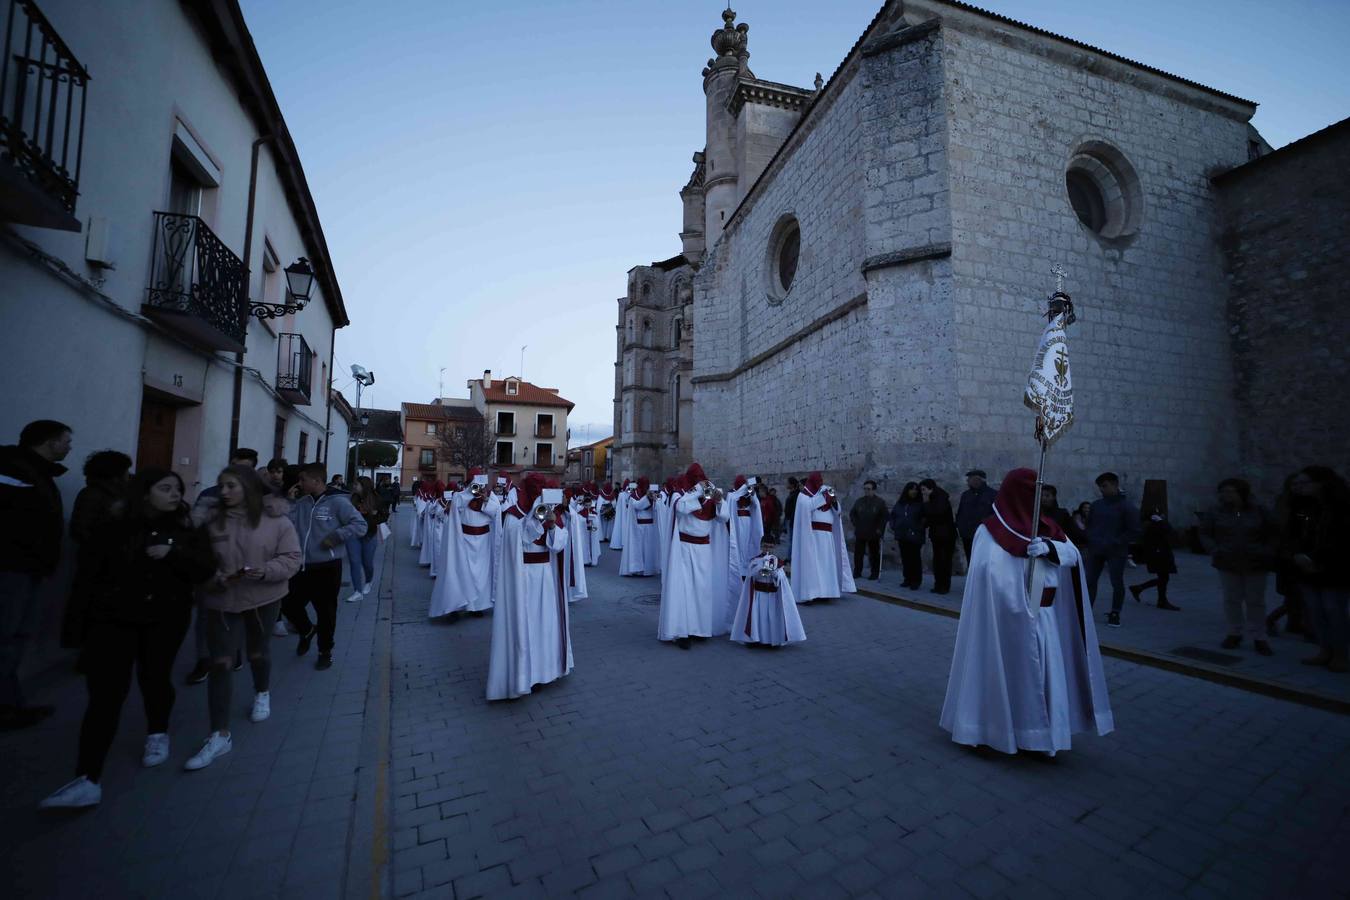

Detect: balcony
276,333,313,405
418,458,438,472
143,211,248,353
0,0,89,231
535,424,555,438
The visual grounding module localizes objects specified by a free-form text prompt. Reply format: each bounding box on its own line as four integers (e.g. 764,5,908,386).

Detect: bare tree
438,419,496,472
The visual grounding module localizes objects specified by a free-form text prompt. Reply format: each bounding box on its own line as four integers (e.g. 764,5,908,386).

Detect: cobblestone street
3,508,1349,899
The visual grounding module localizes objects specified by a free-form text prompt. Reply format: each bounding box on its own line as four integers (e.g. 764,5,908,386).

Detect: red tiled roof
402,403,484,422
480,379,574,409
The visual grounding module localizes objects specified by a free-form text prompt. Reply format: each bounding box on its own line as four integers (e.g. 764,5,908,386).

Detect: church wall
1214,120,1350,498
939,22,1253,517
735,103,802,206
692,70,871,485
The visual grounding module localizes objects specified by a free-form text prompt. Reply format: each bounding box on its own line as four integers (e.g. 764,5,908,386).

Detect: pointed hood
983,467,1065,558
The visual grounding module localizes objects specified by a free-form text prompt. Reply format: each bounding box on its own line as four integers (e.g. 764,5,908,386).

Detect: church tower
701,8,750,250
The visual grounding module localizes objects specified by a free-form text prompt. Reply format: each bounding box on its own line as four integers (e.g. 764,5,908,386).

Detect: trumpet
533,503,555,522
469,482,485,498
756,555,780,580
699,480,717,500
823,486,836,500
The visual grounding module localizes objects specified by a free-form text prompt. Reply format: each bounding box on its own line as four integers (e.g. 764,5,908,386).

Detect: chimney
483,369,492,389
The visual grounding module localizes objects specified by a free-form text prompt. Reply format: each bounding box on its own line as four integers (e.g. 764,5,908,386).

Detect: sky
238,0,1350,447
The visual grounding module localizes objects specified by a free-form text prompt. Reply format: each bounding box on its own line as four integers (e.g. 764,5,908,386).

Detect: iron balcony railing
276,333,313,406
144,211,248,352
0,0,88,229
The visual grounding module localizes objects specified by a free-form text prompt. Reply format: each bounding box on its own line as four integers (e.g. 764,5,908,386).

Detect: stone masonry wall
1214,120,1350,497
692,69,870,485
941,21,1254,517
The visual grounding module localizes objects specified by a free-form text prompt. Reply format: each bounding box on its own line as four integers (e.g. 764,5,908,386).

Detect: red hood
983,467,1065,558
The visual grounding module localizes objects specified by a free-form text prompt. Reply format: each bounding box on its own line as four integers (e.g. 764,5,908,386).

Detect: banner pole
1026,430,1047,594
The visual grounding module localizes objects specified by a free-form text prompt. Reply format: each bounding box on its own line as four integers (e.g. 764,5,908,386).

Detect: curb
855,587,1350,716
344,528,396,900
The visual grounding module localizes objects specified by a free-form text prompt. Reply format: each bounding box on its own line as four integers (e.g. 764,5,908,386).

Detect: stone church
611,1,1348,516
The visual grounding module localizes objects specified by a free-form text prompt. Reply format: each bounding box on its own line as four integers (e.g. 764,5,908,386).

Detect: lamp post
351,364,374,482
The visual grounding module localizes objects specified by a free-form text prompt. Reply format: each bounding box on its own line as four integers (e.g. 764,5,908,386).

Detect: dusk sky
238,0,1350,447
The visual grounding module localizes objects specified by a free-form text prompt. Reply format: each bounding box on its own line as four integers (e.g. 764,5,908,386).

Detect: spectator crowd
0,419,389,810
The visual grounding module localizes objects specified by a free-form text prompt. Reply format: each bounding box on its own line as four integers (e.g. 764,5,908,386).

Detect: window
537,414,554,438
1065,141,1142,241
273,416,286,462
506,380,519,395
671,319,682,347
456,427,466,441
642,319,652,347
496,411,515,435
767,214,800,302
641,358,654,388
420,449,435,467
495,441,513,465
535,443,553,466
426,422,437,435
298,431,309,463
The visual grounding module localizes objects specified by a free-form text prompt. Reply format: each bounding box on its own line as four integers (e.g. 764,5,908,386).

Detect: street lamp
351,365,374,481
249,256,316,319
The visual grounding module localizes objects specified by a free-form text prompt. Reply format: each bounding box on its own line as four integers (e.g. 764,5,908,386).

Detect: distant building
346,406,403,486
572,436,613,484
467,371,573,475
400,399,483,487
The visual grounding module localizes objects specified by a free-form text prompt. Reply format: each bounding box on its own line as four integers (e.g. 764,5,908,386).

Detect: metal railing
144,211,248,350
276,333,313,405
0,0,88,216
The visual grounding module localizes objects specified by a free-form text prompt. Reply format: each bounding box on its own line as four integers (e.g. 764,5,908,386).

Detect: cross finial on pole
1051,263,1067,294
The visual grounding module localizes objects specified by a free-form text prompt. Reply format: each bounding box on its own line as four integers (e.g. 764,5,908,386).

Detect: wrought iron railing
276,333,313,405
0,0,88,216
145,211,248,349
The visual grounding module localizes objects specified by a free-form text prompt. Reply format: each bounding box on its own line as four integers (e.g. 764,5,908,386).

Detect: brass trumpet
823,486,836,500
533,503,555,522
699,480,717,500
469,481,485,498
756,555,780,579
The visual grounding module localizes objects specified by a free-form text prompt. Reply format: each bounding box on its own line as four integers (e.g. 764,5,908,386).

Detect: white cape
789,488,857,601
430,490,500,617
657,494,739,639
730,556,806,646
729,486,764,576
562,500,588,601
609,490,628,550
619,493,660,576
940,526,1114,754
410,496,425,548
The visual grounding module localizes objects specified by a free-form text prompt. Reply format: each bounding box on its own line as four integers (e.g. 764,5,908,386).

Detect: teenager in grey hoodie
283,463,366,670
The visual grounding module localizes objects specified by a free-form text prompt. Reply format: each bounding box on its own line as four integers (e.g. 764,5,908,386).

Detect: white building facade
0,0,349,502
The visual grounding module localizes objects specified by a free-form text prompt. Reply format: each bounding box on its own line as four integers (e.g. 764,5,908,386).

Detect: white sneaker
184,732,232,770
362,583,373,596
250,691,271,723
39,775,101,809
272,619,289,637
142,733,170,767
345,591,362,603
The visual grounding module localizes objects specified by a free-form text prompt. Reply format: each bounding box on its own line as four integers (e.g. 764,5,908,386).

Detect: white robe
561,500,588,602
789,488,856,601
609,490,628,550
488,487,517,604
729,486,764,576
619,493,661,576
940,525,1114,754
430,489,500,617
657,494,737,640
417,500,436,567
577,504,602,565
656,491,676,575
410,496,425,548
598,494,617,542
486,503,573,700
730,554,806,646
428,502,448,578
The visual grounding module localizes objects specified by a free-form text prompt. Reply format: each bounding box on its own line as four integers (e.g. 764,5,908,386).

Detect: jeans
204,601,278,732
360,534,378,585
1218,571,1268,639
1086,550,1127,613
345,537,365,593
77,611,190,780
1302,583,1350,657
0,571,45,708
898,541,923,587
284,561,343,655
852,538,880,579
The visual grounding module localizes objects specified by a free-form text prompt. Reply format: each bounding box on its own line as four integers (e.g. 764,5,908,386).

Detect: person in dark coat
0,419,72,730
1279,466,1350,672
756,484,781,543
889,482,926,589
39,468,215,808
1040,484,1086,548
955,469,998,563
920,478,956,594
849,480,889,581
63,450,133,650
1130,505,1181,611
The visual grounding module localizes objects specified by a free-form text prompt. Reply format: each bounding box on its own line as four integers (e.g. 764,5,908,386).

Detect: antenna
520,345,527,381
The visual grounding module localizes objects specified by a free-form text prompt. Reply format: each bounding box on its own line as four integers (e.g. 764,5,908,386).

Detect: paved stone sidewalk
0,538,393,900
852,548,1348,704
387,509,1350,899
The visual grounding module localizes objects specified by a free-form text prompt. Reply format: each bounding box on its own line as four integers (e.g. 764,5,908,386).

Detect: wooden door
136,397,177,471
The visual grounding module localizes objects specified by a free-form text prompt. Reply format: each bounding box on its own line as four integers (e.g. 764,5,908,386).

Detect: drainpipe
323,322,335,466
230,134,274,453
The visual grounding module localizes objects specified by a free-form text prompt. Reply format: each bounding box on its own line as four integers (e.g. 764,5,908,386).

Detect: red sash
679,532,709,545
462,523,489,536
811,522,833,532
523,551,549,564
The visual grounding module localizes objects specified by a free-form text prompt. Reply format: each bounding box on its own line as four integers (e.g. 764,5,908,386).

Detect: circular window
1065,141,1142,242
767,215,801,303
